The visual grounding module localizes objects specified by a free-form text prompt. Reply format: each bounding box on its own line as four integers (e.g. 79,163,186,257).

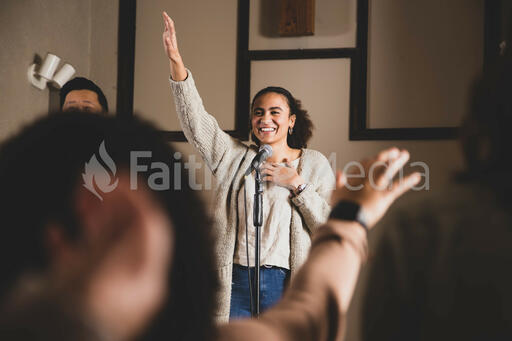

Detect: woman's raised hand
162,11,187,81
162,11,179,60
330,147,421,229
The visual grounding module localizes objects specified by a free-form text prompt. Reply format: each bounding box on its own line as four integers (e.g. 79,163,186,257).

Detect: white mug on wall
38,53,61,80
52,63,76,88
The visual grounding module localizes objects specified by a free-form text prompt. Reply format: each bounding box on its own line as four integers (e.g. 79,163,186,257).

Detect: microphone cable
243,175,255,316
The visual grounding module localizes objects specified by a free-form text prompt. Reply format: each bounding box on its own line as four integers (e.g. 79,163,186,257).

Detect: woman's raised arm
161,11,246,179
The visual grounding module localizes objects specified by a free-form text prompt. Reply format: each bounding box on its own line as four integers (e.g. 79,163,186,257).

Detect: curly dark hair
0,112,218,341
250,87,314,149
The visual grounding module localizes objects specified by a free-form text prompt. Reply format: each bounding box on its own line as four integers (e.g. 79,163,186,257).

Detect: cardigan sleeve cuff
168,68,195,93
291,183,315,207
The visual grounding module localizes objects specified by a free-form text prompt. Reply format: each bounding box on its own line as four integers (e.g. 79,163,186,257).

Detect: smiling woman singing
162,11,335,321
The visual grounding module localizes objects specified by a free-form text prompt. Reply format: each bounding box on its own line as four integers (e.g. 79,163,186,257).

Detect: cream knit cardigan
170,71,335,322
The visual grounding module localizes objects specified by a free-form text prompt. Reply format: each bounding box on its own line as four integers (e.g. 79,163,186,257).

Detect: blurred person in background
362,57,512,341
60,77,109,113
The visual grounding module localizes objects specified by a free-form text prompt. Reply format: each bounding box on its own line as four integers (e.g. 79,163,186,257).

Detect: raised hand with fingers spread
330,147,421,229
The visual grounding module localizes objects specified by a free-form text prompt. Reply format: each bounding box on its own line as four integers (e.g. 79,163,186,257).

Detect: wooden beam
116,0,136,117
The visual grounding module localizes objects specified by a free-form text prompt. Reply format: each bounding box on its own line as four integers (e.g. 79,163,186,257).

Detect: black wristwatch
329,200,369,234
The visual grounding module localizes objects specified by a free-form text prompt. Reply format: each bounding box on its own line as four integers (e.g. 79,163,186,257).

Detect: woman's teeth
259,127,276,132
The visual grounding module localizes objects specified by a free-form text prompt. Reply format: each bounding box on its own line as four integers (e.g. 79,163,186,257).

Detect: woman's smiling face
251,92,296,146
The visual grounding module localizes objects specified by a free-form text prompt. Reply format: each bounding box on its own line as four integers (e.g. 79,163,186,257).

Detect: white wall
0,0,118,142
367,0,483,128
133,0,238,131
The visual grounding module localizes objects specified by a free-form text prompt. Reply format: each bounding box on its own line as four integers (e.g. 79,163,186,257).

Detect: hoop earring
288,127,293,135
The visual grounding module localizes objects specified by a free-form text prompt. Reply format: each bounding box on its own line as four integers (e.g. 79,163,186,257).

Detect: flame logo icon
82,141,119,200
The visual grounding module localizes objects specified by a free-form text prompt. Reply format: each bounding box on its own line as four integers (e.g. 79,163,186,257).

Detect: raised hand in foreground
330,147,421,229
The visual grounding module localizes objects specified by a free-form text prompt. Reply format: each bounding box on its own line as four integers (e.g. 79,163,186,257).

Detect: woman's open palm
162,11,179,60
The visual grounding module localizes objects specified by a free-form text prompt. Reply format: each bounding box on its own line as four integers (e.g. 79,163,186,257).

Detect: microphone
245,144,272,175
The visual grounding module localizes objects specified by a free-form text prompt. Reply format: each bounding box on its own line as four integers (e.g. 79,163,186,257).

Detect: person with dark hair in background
60,77,109,113
361,57,512,340
162,12,335,320
0,110,420,341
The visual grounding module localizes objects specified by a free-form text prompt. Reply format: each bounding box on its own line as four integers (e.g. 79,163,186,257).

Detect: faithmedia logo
82,141,119,200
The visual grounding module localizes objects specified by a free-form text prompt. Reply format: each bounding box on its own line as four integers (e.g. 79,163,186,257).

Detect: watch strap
294,183,308,196
329,200,368,234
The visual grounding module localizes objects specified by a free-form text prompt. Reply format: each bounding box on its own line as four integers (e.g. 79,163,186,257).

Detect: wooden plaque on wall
279,0,315,36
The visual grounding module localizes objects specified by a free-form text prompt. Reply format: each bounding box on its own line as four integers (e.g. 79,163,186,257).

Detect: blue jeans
229,264,290,319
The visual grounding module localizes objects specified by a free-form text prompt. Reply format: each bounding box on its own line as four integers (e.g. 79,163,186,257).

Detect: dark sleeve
361,210,435,341
0,296,107,341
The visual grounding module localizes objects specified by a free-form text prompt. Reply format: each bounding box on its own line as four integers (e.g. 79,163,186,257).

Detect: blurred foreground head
0,112,218,340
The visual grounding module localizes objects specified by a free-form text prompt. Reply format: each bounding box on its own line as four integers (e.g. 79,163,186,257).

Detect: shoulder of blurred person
0,285,108,341
363,181,512,341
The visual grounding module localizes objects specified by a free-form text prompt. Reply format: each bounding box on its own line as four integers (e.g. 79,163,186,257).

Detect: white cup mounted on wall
38,53,60,80
27,53,76,90
52,63,76,88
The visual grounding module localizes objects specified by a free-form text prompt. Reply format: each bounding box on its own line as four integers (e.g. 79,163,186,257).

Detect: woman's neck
265,142,300,163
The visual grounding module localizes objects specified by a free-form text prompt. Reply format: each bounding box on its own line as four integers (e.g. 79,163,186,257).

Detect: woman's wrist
290,177,306,195
169,58,187,81
168,49,183,63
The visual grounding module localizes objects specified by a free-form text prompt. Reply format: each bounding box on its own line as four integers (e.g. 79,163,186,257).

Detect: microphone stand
252,167,264,317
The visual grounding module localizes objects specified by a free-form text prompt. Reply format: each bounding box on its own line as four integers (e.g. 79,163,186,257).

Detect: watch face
329,200,369,232
330,201,360,221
